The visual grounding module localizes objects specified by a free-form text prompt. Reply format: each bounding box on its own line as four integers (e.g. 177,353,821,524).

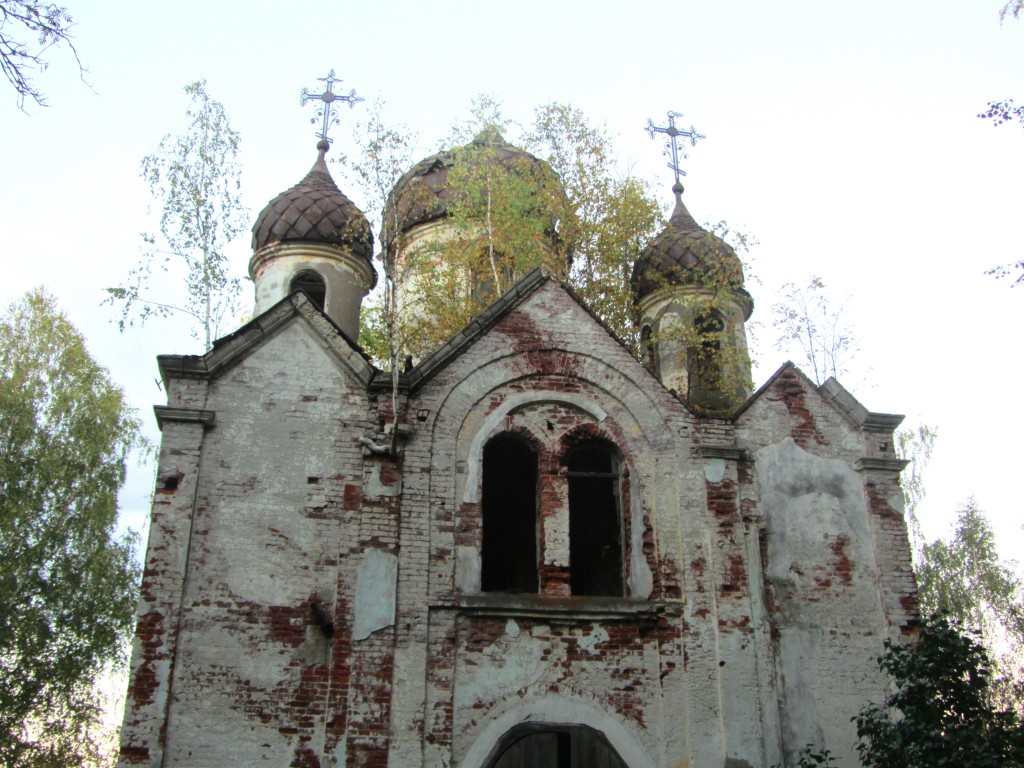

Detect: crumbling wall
389,281,764,768
737,367,914,768
119,313,391,768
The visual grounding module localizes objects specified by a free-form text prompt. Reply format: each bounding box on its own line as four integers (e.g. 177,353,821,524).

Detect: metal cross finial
646,111,705,200
300,70,364,145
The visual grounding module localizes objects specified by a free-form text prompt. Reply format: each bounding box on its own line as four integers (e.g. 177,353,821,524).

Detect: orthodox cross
646,111,705,199
300,70,363,144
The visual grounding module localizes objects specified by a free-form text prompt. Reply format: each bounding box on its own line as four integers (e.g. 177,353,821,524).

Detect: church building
116,92,917,768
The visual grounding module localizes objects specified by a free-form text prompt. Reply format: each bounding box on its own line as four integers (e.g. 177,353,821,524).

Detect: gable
407,270,662,396
736,363,871,457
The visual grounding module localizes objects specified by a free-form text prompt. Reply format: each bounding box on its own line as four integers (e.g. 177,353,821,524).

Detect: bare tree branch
0,1,84,110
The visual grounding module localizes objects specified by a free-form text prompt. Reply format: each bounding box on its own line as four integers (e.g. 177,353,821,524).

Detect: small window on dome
290,270,327,312
688,310,726,402
640,324,657,376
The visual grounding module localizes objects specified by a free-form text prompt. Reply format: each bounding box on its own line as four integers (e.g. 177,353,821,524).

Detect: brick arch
555,422,656,599
462,391,608,505
457,695,656,768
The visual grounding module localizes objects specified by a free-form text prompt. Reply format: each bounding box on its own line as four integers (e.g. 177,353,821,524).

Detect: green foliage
0,289,143,767
402,121,573,356
525,102,662,354
397,100,665,360
917,500,1024,713
357,302,389,369
856,614,1024,768
105,80,248,352
343,98,421,376
1,0,81,110
772,276,857,386
895,423,938,550
353,96,752,407
773,745,837,768
443,93,515,146
1001,0,1024,22
643,221,756,413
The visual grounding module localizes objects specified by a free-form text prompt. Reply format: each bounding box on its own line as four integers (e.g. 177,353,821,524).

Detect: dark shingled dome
252,142,373,260
631,194,747,301
381,126,557,248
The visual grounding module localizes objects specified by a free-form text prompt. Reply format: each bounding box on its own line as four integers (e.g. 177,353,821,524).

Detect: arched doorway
486,724,628,768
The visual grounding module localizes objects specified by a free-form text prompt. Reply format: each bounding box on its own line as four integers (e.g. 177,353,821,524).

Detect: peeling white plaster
704,457,726,484
353,549,397,641
456,546,481,593
578,625,609,653
628,485,653,599
366,464,401,498
754,438,870,593
505,619,520,638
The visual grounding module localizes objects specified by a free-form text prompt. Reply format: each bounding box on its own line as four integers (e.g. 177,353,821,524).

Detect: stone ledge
696,444,750,461
855,457,908,473
154,406,216,430
432,595,685,620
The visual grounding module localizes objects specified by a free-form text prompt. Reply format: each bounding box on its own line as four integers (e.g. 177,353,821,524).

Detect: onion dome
252,139,372,261
381,126,565,249
631,183,747,303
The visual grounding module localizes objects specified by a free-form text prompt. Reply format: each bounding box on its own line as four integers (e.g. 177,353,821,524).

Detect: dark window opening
470,250,516,305
482,434,538,593
488,724,628,768
566,443,623,597
688,310,725,402
640,324,657,376
290,270,327,312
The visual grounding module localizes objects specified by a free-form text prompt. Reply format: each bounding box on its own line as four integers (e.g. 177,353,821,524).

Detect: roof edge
406,268,550,391
158,292,374,388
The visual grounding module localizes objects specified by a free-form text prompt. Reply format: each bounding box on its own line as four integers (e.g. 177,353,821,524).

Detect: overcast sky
2,0,1022,564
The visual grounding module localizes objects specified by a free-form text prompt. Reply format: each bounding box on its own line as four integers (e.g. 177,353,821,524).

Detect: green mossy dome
381,127,565,250
631,196,746,302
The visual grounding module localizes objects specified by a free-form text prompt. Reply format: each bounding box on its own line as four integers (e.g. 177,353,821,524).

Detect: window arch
640,324,657,377
290,270,327,312
481,433,538,593
688,309,725,401
565,441,623,597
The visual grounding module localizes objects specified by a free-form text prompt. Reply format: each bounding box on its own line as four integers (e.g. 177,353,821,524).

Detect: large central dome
381,126,568,254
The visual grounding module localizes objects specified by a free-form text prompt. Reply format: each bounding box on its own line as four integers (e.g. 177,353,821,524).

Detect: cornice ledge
434,595,685,620
696,444,750,461
154,405,216,430
855,457,908,473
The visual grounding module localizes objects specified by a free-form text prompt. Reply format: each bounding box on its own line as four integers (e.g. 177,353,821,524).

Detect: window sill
431,594,684,620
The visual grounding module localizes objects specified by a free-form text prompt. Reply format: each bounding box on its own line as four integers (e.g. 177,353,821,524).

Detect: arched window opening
640,324,657,376
482,433,538,593
566,443,623,597
290,270,327,312
487,724,628,768
688,310,725,401
469,250,515,306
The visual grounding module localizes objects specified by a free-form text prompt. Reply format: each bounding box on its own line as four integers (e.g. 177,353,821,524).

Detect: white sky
2,0,1022,565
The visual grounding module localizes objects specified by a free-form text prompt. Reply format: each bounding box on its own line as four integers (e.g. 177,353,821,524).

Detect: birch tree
105,80,247,352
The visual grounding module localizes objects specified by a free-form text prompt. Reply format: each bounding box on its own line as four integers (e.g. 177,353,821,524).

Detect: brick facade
118,275,914,768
